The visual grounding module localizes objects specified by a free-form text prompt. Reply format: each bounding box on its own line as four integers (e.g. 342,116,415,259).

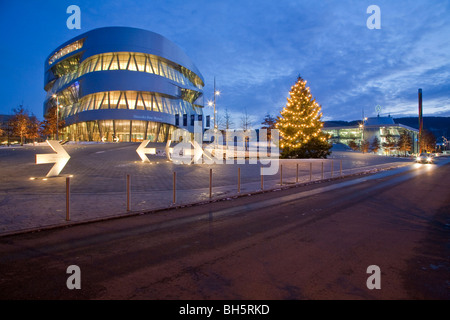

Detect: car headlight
427,157,432,162
416,157,421,161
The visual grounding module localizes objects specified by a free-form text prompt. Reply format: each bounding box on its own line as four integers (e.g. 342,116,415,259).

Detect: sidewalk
0,150,412,236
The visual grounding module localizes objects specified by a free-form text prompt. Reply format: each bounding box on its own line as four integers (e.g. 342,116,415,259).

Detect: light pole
208,77,220,130
360,117,367,153
53,94,60,140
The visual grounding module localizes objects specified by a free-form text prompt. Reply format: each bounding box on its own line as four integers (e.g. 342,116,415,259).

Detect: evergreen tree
276,76,331,158
371,136,380,153
382,132,397,155
261,113,276,141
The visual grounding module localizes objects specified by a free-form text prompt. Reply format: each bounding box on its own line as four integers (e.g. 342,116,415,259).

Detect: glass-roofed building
322,116,420,155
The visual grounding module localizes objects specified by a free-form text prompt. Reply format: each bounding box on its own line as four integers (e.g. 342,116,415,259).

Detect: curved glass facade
44,27,204,142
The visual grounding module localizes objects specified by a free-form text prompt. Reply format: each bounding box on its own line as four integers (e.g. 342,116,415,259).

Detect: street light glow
215,90,220,96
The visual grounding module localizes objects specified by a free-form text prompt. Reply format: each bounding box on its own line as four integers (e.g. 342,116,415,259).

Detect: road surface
0,159,449,300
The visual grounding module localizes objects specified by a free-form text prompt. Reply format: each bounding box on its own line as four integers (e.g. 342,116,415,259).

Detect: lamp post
360,117,367,153
52,94,60,140
213,78,220,130
208,77,220,130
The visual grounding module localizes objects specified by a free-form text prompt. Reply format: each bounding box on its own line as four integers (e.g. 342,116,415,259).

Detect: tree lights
276,76,331,158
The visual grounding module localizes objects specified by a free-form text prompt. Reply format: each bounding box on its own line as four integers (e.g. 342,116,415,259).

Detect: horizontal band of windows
46,51,203,97
57,90,202,119
62,120,175,143
48,39,85,65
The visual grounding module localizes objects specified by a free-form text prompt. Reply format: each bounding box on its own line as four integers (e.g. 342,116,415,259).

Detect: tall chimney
418,88,423,153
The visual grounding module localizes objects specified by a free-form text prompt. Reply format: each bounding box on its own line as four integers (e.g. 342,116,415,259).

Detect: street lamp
52,94,60,140
359,123,365,153
209,77,220,130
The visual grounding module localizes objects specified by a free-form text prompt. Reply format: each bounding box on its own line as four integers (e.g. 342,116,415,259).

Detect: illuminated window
49,39,85,65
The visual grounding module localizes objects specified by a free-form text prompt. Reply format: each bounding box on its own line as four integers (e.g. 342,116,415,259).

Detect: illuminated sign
36,140,71,177
136,140,156,162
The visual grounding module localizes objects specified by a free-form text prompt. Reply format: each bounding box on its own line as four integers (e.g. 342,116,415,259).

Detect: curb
0,163,411,238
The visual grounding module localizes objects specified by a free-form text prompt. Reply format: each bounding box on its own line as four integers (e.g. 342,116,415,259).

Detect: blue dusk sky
0,0,449,126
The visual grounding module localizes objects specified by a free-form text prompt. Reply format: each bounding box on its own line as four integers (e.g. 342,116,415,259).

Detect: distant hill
394,117,449,137
324,117,450,141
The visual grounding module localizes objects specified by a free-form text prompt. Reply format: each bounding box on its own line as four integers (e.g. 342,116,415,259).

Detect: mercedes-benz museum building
44,27,205,142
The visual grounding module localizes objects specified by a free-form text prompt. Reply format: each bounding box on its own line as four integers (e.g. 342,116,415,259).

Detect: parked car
416,153,434,163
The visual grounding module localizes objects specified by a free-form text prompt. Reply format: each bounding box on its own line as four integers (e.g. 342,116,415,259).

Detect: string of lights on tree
276,76,328,150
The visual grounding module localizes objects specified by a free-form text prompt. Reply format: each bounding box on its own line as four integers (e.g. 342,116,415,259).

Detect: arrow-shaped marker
165,139,173,161
136,140,156,162
36,140,71,177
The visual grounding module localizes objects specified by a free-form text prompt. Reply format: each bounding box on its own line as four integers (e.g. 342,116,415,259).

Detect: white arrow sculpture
36,140,71,177
165,139,173,161
136,140,156,162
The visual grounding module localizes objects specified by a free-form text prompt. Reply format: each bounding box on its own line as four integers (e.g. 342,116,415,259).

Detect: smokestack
418,89,423,153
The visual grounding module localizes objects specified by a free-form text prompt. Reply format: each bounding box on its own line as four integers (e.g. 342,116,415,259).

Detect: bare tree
398,131,413,156
240,108,252,131
9,105,31,146
27,114,41,144
361,139,370,153
223,107,234,130
420,130,436,153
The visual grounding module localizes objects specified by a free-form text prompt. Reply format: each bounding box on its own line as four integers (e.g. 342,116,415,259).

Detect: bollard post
340,160,343,177
280,164,283,186
173,172,176,204
296,163,299,183
209,168,212,199
238,167,241,193
310,162,312,181
321,162,324,180
172,171,177,203
126,174,130,212
331,160,334,177
66,177,70,221
261,167,264,190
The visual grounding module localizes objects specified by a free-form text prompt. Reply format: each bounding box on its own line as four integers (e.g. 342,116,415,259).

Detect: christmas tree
276,76,331,158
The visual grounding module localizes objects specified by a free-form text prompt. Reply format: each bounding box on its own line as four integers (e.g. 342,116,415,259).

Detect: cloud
0,0,448,123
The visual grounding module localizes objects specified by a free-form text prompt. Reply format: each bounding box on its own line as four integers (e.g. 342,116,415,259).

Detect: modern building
44,27,206,142
323,116,420,155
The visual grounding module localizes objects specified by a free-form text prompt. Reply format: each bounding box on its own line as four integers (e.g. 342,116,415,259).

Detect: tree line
348,130,436,155
0,105,63,146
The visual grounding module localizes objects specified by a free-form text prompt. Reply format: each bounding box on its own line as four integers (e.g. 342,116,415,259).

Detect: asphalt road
0,159,448,300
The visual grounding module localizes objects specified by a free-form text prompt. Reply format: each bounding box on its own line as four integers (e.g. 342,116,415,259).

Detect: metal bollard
173,172,176,204
209,168,212,199
321,162,324,180
296,163,299,183
331,160,334,177
280,164,283,186
310,162,312,181
261,167,264,190
66,177,70,221
126,174,130,212
238,167,241,193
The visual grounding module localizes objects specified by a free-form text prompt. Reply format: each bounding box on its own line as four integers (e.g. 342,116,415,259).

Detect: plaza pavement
0,142,414,235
